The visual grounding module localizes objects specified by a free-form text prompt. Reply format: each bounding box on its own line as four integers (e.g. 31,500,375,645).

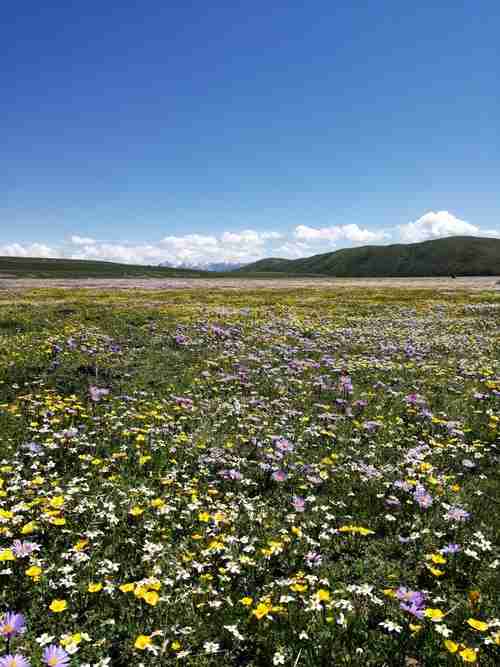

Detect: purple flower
274,438,294,453
89,386,109,402
272,470,287,482
11,540,40,558
304,551,322,567
441,543,461,554
0,655,31,667
444,506,470,522
42,645,70,667
396,588,426,619
0,612,26,638
291,496,305,512
413,485,433,509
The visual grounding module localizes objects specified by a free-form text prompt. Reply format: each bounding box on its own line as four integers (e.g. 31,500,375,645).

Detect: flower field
0,286,498,666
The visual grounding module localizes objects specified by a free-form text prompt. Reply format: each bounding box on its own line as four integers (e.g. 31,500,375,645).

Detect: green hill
0,256,205,279
240,236,500,277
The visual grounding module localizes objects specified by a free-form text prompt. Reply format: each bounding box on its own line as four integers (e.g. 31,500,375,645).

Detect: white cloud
0,242,57,258
398,211,479,243
67,229,282,266
294,224,387,244
1,214,496,266
70,235,97,245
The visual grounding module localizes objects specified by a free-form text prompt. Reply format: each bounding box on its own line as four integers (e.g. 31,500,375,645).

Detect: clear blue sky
1,1,499,263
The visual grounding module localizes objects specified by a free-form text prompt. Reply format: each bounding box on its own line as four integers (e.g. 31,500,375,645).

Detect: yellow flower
290,583,307,593
239,596,253,606
139,455,151,465
316,589,330,602
427,565,445,577
430,553,447,565
198,511,210,522
459,647,477,663
49,599,67,613
171,640,181,651
253,602,272,619
144,591,159,606
409,624,422,634
49,495,64,509
129,506,144,517
119,583,135,593
74,539,88,551
424,608,445,622
0,548,15,561
49,516,66,526
25,565,42,579
444,640,458,653
134,585,147,599
382,588,396,598
134,634,152,650
466,618,489,632
88,582,103,593
0,509,13,521
21,521,37,535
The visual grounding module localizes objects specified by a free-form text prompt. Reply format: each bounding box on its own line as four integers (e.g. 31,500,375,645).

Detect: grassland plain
0,285,498,666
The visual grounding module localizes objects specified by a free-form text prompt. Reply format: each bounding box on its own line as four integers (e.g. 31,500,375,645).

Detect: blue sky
1,1,499,264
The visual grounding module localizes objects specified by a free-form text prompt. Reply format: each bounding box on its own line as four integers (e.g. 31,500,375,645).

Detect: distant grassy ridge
0,256,205,279
240,236,500,277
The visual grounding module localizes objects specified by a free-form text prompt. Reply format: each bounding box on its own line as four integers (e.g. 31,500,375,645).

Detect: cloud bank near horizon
0,211,498,266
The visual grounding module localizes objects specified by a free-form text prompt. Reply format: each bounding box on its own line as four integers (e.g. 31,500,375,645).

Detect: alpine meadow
0,284,498,665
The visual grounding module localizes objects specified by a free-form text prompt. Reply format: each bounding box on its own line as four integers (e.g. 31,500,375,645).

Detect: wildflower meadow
0,286,498,666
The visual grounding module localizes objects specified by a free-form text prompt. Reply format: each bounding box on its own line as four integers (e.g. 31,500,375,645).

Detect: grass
0,256,205,279
0,286,498,665
241,236,500,277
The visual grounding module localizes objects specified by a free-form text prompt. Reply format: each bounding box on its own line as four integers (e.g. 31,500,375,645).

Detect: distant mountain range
238,236,500,277
159,261,245,272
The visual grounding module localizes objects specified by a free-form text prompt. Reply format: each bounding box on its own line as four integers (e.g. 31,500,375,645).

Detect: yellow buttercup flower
129,506,144,517
134,634,152,650
49,599,67,613
0,549,15,561
315,589,330,602
444,640,458,653
88,582,103,593
144,591,159,606
459,647,477,663
25,565,42,580
466,618,489,632
21,521,38,535
424,608,445,622
119,583,135,593
239,596,253,606
253,602,272,619
49,495,64,509
430,553,447,565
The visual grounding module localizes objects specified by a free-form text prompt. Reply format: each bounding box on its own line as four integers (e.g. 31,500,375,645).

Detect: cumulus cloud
0,242,58,258
295,224,388,244
66,229,284,266
1,214,496,265
398,211,480,243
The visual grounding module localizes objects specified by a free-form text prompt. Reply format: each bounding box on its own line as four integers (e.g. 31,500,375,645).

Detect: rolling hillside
240,236,500,277
0,256,205,279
